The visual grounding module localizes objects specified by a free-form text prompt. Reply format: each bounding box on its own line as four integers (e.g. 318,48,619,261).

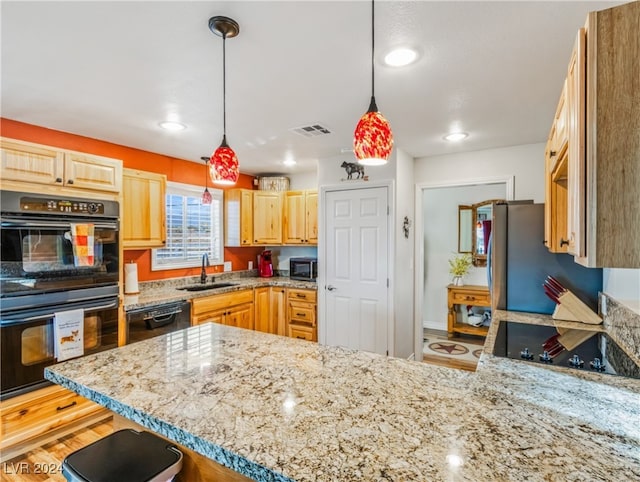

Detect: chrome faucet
200,253,210,284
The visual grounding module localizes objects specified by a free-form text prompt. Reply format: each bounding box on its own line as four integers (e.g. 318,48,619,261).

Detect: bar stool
62,429,183,482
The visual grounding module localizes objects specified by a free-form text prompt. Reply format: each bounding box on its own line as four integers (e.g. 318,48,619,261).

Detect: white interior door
323,186,389,355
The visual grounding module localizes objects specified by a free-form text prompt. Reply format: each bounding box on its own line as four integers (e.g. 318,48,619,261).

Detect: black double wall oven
0,191,120,400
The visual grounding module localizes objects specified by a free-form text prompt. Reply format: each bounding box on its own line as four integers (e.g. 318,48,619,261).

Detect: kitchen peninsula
45,311,640,482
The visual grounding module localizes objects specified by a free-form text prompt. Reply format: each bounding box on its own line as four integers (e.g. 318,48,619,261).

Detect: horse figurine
341,161,364,180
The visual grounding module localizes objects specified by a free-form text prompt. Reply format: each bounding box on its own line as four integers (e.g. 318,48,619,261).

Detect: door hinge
387,278,389,288
386,350,389,356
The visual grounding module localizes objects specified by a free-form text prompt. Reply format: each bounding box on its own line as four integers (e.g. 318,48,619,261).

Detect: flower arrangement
448,253,472,278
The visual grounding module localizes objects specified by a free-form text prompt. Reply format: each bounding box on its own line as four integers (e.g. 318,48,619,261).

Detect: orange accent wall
1,118,263,281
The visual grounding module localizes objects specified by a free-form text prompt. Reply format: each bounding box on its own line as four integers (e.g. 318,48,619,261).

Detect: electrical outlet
600,293,608,316
223,261,232,272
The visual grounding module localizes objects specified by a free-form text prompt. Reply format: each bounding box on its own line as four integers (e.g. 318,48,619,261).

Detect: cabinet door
122,169,166,248
283,191,306,244
253,191,282,244
305,190,318,244
253,287,273,333
224,189,253,246
226,303,254,330
0,139,64,185
566,28,586,259
270,287,287,336
64,152,122,193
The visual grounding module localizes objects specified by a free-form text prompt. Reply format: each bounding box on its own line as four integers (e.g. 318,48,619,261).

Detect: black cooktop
493,321,640,379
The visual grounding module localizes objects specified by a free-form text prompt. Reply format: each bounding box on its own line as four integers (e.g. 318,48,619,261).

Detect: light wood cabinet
224,189,253,246
0,138,122,193
0,385,110,461
286,288,317,342
546,2,640,267
191,290,254,330
283,190,318,245
544,81,570,253
253,191,282,244
122,168,166,248
253,286,287,335
447,285,490,338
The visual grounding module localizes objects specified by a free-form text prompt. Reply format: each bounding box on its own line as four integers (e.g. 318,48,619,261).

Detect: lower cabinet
286,288,317,342
0,385,110,461
254,287,287,336
191,290,254,330
191,287,317,342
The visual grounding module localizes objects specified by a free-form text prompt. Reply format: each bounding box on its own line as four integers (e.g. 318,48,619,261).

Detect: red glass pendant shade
354,97,393,165
210,136,239,186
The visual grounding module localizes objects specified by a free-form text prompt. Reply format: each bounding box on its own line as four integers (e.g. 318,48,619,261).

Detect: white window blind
152,181,223,270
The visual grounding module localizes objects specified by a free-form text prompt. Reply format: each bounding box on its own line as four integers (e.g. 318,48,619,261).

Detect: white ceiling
1,1,625,176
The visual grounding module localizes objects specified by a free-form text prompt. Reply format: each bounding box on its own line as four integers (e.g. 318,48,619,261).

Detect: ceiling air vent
290,123,332,138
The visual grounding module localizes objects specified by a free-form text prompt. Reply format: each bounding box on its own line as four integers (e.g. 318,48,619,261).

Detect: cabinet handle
67,179,74,185
55,177,63,183
465,296,476,301
549,150,557,157
19,409,28,416
296,312,305,317
560,238,569,247
57,401,78,411
296,294,305,298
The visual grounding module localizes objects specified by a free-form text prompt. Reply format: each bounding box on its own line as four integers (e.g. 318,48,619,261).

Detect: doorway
413,177,514,360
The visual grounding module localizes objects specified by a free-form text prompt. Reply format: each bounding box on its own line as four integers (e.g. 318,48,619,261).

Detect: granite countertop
46,307,640,482
124,273,317,311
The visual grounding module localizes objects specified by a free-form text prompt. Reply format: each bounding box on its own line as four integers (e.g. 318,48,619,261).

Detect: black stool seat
62,429,183,482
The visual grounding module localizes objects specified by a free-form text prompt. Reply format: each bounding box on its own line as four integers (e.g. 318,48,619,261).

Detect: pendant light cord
371,0,375,99
222,33,227,138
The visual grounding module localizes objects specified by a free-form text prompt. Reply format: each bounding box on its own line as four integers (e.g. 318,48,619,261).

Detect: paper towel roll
124,262,139,294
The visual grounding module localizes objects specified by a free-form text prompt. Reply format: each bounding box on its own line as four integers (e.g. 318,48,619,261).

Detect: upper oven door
0,215,119,295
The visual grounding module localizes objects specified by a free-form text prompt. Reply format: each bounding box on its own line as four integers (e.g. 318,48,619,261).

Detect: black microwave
290,257,317,281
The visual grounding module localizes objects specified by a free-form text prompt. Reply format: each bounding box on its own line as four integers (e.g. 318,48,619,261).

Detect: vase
452,276,464,286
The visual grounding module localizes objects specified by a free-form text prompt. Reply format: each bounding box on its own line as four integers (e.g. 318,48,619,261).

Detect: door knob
326,285,337,291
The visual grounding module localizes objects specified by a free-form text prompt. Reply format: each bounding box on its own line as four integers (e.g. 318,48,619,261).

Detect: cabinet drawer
287,301,316,325
450,290,490,306
0,385,103,450
288,324,317,342
191,289,253,315
287,289,317,303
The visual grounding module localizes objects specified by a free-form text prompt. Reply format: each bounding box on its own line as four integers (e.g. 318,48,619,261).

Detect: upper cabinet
253,191,282,245
225,188,317,247
545,2,640,267
122,168,166,249
283,190,318,245
1,138,122,193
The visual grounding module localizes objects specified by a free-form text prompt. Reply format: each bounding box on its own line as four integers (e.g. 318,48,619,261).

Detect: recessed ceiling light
159,121,186,131
443,132,468,141
283,159,297,167
384,48,418,67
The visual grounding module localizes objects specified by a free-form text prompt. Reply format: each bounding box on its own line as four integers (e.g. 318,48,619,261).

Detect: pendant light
353,0,393,166
200,156,213,204
209,16,240,186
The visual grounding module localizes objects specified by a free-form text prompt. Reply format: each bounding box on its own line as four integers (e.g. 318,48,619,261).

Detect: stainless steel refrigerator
490,201,602,313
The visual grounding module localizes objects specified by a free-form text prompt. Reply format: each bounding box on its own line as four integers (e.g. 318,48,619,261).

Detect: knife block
551,290,602,325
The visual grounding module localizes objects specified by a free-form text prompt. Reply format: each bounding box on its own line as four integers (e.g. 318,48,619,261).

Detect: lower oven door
0,296,119,400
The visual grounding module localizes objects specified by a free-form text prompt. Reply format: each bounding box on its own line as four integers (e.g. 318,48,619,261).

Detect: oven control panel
20,197,105,215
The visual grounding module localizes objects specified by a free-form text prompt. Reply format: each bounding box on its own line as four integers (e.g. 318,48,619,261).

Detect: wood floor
1,418,113,482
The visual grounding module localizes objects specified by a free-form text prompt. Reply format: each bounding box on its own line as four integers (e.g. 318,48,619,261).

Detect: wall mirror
458,205,473,253
458,199,504,267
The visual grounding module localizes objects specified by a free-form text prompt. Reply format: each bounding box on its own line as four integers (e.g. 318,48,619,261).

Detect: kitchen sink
177,282,238,292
